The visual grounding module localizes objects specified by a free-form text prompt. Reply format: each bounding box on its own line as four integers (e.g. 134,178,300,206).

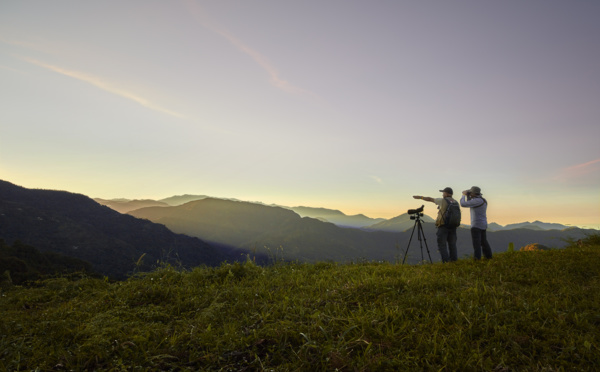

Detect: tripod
402,212,433,264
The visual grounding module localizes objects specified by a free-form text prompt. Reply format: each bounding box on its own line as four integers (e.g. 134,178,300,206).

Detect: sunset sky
1,1,599,228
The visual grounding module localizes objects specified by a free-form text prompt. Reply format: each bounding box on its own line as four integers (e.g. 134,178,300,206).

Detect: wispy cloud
211,28,310,95
19,56,185,119
185,1,318,98
565,158,600,172
369,175,384,185
553,158,600,186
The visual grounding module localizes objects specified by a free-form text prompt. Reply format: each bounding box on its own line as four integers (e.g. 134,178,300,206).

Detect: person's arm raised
413,195,435,203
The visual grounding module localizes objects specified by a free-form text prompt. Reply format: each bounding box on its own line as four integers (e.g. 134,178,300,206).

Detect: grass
1,235,599,371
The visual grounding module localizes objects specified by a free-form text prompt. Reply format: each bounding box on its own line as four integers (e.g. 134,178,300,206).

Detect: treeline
0,180,252,279
0,240,97,285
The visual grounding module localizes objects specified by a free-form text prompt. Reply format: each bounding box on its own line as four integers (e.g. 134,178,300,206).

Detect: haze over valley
2,180,595,280
95,193,582,232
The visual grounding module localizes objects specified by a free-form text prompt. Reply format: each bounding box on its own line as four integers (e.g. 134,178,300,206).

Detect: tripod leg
417,224,424,261
402,220,419,264
418,221,433,263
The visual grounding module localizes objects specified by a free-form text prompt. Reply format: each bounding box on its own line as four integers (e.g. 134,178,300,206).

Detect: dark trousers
436,226,457,263
471,228,493,259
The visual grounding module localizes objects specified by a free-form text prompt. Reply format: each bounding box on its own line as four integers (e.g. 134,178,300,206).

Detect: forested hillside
0,180,252,279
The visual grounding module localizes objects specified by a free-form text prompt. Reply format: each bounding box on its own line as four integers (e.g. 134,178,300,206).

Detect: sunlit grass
1,235,599,371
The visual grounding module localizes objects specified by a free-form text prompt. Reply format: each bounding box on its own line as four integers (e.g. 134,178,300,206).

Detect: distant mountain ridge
3,180,595,278
158,194,210,206
94,198,170,214
501,221,572,231
128,197,595,264
129,198,304,248
97,195,388,228
289,206,386,228
364,213,436,232
128,199,407,263
97,195,576,232
0,180,248,279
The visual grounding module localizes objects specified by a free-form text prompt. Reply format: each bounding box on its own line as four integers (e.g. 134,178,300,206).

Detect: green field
1,235,599,371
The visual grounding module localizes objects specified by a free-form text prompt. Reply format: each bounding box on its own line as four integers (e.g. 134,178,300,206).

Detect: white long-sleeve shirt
460,195,488,229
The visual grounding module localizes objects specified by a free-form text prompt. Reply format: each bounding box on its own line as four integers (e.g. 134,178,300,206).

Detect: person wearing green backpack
413,187,460,262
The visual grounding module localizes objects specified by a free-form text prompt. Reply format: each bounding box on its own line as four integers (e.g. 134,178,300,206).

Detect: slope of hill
502,220,569,230
363,213,436,232
0,240,97,284
99,196,387,229
2,237,598,371
158,194,209,206
4,180,594,272
130,198,301,246
487,222,505,231
128,198,595,264
129,198,408,263
289,206,385,228
0,180,243,279
93,198,170,214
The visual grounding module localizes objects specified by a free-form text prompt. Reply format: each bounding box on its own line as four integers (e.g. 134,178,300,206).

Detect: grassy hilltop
1,235,599,371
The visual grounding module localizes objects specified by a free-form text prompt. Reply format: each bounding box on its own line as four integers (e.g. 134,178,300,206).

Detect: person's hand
413,195,421,200
462,190,468,196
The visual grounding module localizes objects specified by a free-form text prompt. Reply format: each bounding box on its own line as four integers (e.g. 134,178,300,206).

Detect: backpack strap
473,197,487,208
442,197,454,223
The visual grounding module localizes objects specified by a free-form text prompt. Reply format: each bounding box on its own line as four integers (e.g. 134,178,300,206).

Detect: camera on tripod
402,204,431,264
407,205,424,220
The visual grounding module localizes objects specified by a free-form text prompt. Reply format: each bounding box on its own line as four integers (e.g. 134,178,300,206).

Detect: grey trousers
436,226,457,262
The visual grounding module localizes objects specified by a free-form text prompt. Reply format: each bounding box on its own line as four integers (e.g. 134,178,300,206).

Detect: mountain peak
158,194,208,206
289,206,384,228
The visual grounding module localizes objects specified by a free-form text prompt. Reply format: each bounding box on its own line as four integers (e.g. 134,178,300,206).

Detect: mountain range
127,198,399,263
0,181,252,279
2,180,596,279
95,196,386,228
126,197,594,264
94,195,576,232
287,206,386,228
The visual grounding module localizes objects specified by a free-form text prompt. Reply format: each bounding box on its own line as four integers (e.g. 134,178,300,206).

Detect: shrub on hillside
576,233,600,247
0,240,96,284
520,243,551,251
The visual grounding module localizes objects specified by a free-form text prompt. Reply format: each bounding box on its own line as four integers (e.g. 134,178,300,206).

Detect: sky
1,1,599,228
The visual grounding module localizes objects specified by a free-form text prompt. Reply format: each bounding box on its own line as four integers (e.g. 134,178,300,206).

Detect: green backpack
442,198,461,228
